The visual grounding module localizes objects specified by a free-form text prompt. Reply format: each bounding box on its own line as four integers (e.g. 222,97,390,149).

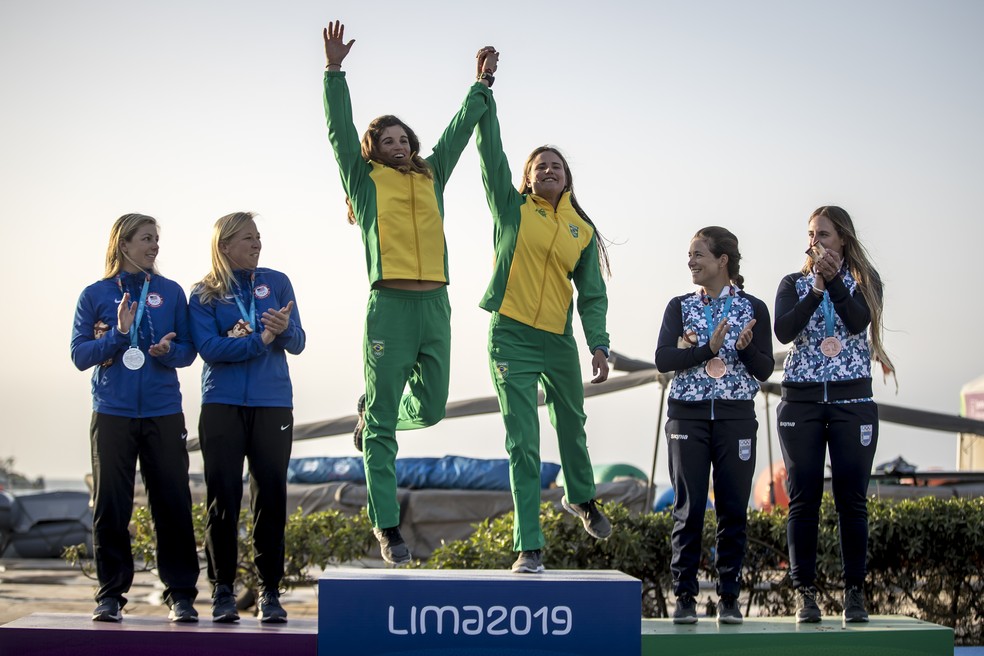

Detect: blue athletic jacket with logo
71,272,196,418
189,268,305,408
655,288,774,420
774,269,873,403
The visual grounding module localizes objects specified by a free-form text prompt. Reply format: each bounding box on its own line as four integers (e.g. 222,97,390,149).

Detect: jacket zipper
531,209,561,327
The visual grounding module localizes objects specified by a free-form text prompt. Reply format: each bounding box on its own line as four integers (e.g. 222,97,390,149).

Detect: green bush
64,503,374,606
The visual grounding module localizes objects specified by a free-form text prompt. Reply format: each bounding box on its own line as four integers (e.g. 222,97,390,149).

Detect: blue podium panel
318,568,642,656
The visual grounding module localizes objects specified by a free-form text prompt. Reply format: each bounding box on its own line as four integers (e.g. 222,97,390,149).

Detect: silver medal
122,346,145,370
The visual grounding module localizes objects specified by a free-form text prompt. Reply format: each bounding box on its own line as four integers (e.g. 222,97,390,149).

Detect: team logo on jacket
371,340,385,358
146,292,163,308
536,208,547,218
254,284,271,299
860,424,873,446
495,361,509,379
568,224,579,238
668,434,688,441
739,439,752,461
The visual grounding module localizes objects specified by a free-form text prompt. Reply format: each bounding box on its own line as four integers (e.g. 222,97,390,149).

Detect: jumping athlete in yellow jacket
322,20,495,565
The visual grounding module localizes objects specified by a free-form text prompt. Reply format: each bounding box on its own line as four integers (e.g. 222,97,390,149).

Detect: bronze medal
705,356,727,379
820,336,842,358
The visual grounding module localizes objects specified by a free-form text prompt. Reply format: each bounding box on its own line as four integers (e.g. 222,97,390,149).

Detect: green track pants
363,286,451,529
488,312,597,551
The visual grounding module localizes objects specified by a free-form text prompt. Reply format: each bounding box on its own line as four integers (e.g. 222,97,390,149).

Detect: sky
2,0,983,491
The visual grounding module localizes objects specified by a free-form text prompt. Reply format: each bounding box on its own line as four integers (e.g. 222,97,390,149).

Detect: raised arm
426,47,497,188
322,20,369,199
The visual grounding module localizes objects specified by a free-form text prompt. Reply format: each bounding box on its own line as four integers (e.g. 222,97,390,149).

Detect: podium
318,568,642,655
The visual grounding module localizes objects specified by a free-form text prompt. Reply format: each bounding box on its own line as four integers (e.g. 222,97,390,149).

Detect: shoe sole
213,614,240,623
260,615,288,624
382,555,412,566
169,614,199,623
512,566,545,573
796,615,822,623
354,396,366,452
717,616,743,625
672,617,698,625
843,616,869,623
561,498,612,540
92,614,122,622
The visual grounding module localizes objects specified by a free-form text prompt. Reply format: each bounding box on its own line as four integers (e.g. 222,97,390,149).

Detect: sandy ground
0,558,320,625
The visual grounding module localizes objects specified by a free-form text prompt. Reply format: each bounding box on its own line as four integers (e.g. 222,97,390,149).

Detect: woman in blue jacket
190,211,305,624
71,213,200,624
655,227,773,625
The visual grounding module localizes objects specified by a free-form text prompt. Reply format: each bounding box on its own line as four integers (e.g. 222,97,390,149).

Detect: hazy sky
2,1,982,489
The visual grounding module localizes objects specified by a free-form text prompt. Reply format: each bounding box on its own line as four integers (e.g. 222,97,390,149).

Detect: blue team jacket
71,272,196,418
189,268,305,408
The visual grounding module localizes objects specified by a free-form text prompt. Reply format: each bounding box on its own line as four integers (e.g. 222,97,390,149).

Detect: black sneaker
796,586,822,623
717,594,743,624
92,597,122,623
257,590,288,623
843,586,869,623
561,497,612,539
354,394,366,452
212,584,240,623
168,598,199,623
511,550,545,573
673,592,698,624
373,526,412,565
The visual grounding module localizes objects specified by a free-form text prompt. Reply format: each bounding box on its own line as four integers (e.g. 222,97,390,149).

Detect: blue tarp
287,455,561,491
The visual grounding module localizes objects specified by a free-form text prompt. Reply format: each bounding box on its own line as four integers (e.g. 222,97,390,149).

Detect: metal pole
764,389,776,507
646,377,668,513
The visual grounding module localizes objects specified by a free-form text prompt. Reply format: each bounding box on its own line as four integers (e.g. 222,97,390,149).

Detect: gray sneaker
373,526,412,565
717,594,742,624
257,590,288,623
353,394,366,452
212,584,240,623
673,592,698,624
561,497,612,539
796,586,822,623
511,550,545,573
843,586,869,623
92,597,123,623
168,598,199,623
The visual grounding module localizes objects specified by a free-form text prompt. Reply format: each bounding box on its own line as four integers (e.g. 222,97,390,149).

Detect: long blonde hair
801,206,896,380
103,213,159,279
193,211,256,305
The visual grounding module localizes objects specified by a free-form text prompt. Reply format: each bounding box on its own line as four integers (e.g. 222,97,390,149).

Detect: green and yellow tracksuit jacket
475,95,609,353
323,71,492,286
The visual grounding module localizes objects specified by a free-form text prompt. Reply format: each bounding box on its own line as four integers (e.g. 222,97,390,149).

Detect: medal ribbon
821,290,836,338
233,273,257,330
700,286,734,348
118,274,151,349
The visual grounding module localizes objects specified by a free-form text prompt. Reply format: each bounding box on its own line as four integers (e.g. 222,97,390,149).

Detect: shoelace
845,588,864,608
800,587,819,603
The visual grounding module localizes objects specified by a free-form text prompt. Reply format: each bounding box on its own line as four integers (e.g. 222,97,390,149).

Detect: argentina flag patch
860,424,873,446
739,439,752,461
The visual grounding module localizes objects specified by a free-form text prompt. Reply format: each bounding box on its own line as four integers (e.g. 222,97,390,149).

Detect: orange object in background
754,461,789,511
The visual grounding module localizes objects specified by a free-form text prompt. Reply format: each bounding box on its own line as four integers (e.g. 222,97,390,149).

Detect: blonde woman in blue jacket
71,213,199,623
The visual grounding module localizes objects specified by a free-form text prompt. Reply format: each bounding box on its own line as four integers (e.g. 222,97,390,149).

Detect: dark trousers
666,417,757,597
777,400,878,589
89,412,199,606
199,404,293,594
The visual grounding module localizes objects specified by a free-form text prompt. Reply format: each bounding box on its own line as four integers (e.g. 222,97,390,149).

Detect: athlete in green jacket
474,54,614,574
322,20,494,565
